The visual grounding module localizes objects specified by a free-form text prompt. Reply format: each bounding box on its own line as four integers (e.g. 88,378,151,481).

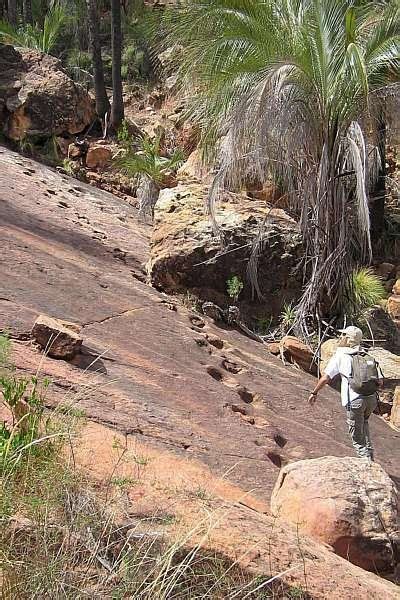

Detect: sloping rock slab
149,184,303,309
0,44,94,140
1,147,400,595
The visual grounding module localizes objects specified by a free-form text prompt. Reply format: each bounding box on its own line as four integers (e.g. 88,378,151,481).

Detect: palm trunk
86,0,110,119
137,175,160,220
110,0,124,131
369,114,386,243
22,0,32,24
7,0,17,25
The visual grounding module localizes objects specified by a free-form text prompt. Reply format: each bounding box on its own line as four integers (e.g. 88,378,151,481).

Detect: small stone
32,314,82,360
393,279,400,295
387,295,400,321
265,342,280,355
68,143,83,159
86,144,112,169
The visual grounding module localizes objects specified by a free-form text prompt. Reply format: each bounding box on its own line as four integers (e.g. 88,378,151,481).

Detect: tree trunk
110,0,124,131
86,0,110,119
22,0,32,24
369,115,386,244
7,0,17,25
137,175,160,220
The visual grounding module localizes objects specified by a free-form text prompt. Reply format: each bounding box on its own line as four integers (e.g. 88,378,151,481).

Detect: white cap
338,326,363,345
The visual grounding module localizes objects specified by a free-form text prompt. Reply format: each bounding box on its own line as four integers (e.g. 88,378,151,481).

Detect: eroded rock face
32,315,82,360
271,456,399,573
0,44,94,140
149,184,303,312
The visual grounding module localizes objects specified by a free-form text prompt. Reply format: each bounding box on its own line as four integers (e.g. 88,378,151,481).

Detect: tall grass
344,267,386,319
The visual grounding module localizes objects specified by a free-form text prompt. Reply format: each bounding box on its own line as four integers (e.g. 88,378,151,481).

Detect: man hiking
308,326,383,463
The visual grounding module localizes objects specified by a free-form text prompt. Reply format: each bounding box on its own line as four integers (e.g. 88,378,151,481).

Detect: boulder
271,456,399,573
86,144,112,169
387,295,400,322
177,149,212,183
319,337,341,374
31,315,82,360
391,387,400,430
0,44,94,140
364,305,400,351
375,262,396,281
280,336,316,374
148,184,303,312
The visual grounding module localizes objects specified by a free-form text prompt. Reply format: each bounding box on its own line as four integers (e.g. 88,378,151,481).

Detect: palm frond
0,2,67,54
163,0,400,327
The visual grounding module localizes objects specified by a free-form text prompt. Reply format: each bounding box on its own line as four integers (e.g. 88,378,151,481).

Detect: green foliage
61,157,76,175
163,0,399,324
117,119,135,151
41,134,59,163
280,302,296,331
0,334,11,370
122,42,149,82
255,315,273,335
65,48,92,84
18,135,35,156
116,135,184,184
226,275,244,302
0,2,68,54
345,267,386,317
0,371,51,473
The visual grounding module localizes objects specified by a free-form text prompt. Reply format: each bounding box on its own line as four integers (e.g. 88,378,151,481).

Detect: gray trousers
346,395,377,458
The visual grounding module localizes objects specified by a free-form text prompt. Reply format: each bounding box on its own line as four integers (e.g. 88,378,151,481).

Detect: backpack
348,351,380,396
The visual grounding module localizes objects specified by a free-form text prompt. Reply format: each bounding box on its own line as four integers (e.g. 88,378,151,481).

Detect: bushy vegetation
163,0,399,330
116,133,184,218
227,275,244,303
344,267,386,319
0,1,67,54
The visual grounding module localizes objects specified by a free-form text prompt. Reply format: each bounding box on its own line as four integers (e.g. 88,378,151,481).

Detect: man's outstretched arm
308,374,332,405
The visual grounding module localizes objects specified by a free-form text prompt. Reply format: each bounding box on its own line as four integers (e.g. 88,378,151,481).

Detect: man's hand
307,374,331,406
308,392,317,405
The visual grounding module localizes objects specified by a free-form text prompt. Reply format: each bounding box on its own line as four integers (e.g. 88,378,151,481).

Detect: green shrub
226,275,244,303
279,302,296,332
345,267,386,318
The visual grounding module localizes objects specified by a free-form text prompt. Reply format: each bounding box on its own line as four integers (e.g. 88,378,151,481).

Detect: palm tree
0,1,67,54
116,135,184,219
7,0,17,26
22,0,32,24
165,0,399,330
86,0,110,119
110,0,124,131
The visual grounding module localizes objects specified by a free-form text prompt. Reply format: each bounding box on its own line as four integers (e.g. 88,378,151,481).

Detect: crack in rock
83,307,148,327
